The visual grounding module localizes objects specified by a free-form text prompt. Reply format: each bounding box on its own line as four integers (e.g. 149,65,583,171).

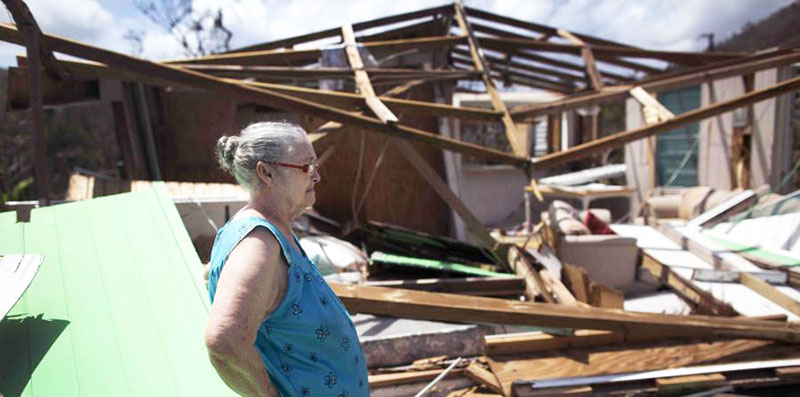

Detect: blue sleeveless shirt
207,217,369,397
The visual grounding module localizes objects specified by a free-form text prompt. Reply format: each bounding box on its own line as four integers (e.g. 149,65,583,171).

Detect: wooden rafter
557,29,604,91
482,46,634,83
453,1,527,157
452,48,588,84
17,56,505,122
226,4,453,53
166,35,468,66
0,23,530,167
450,59,574,93
341,23,398,123
629,86,675,124
2,0,67,80
511,50,800,121
530,74,800,169
173,64,480,80
464,6,637,49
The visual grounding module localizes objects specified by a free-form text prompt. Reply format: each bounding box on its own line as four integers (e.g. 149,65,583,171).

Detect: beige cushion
646,194,681,219
679,186,714,219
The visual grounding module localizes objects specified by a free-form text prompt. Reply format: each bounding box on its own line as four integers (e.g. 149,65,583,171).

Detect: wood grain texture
488,338,800,396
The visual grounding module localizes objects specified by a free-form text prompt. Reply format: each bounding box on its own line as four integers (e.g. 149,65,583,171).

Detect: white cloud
0,0,794,68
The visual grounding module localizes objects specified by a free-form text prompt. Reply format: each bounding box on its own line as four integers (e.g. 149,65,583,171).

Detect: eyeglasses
265,161,319,175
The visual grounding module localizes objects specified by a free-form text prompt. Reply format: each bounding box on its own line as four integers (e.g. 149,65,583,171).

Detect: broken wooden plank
369,367,466,388
328,283,800,343
464,361,504,395
341,23,398,123
370,251,509,278
641,252,738,316
686,189,758,228
740,272,800,318
561,263,591,303
655,373,727,392
589,284,623,309
484,314,788,356
530,74,800,169
364,276,525,297
518,357,800,390
629,86,675,124
509,246,553,303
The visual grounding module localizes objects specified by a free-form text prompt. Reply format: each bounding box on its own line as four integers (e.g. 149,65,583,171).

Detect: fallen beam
329,283,800,343
530,73,800,169
364,276,525,297
0,23,529,167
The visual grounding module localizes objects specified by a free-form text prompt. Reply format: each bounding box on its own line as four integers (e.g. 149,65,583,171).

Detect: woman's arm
205,228,288,396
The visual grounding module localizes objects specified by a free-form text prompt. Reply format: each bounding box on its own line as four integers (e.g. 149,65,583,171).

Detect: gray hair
216,121,307,191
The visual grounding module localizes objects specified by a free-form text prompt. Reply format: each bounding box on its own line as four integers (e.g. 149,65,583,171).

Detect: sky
0,0,795,68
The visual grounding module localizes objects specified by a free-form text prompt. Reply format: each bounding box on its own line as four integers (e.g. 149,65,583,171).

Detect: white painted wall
448,91,565,240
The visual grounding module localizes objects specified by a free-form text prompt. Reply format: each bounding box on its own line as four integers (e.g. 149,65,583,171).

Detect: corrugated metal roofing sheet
0,183,234,396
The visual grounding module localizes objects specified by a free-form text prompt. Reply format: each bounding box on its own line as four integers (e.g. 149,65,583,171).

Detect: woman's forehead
286,137,316,160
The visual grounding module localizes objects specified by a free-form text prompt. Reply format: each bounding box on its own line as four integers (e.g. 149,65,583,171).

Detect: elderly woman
205,122,368,396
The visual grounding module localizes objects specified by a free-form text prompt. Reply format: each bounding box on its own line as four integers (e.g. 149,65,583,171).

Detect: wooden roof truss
3,0,800,255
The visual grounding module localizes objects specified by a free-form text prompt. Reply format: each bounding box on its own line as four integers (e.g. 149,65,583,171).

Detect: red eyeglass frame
264,161,318,174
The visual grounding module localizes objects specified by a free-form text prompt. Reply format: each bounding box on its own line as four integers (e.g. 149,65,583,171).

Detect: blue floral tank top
207,217,369,396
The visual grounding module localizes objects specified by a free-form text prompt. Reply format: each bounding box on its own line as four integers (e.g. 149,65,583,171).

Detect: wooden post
24,21,49,204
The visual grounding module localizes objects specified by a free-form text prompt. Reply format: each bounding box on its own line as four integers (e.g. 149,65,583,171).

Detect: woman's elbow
205,321,245,357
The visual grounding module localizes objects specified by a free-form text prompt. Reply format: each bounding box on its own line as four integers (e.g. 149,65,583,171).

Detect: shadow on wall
0,314,70,397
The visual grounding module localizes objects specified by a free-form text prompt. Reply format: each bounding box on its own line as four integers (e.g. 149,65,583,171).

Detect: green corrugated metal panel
0,183,235,396
657,86,701,187
370,251,514,277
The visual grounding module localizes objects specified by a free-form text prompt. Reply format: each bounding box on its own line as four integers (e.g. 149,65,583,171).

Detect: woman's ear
255,161,273,186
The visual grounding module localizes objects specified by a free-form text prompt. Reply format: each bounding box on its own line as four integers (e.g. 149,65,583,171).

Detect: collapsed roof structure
3,0,800,395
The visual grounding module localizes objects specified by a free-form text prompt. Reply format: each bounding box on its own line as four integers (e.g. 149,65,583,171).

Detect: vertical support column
25,26,49,204
547,112,561,153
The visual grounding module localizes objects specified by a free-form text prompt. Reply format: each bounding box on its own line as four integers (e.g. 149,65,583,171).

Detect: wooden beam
478,36,742,67
557,29,603,91
394,139,499,251
484,314,789,356
165,35,468,66
0,23,530,167
511,50,800,121
4,2,51,204
364,276,525,297
341,23,398,123
562,263,591,303
173,64,480,80
530,74,800,169
2,0,68,80
328,283,800,343
452,48,587,84
465,362,504,395
453,1,527,157
740,273,800,318
227,4,453,52
463,6,637,50
629,86,675,124
641,252,738,316
450,55,575,91
510,246,555,303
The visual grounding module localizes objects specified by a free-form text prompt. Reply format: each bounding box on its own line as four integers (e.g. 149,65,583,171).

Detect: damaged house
3,0,800,395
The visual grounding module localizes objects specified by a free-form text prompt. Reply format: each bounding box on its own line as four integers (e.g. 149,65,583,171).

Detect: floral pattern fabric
208,217,369,396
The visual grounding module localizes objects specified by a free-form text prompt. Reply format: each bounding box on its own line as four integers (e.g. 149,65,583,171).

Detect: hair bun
216,135,239,174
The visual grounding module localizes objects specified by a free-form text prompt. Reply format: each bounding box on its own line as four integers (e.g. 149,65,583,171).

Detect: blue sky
0,0,794,68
